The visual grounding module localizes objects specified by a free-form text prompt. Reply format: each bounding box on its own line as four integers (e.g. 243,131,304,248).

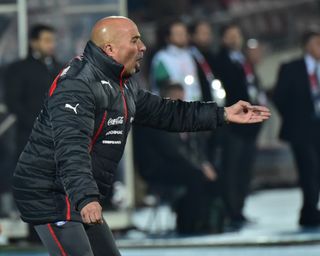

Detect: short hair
189,20,211,36
219,22,240,38
156,18,186,49
301,29,320,47
29,24,55,40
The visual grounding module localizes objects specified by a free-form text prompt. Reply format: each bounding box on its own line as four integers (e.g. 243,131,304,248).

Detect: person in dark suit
213,24,266,228
189,20,221,102
273,29,320,227
4,24,62,158
3,23,62,243
189,20,226,194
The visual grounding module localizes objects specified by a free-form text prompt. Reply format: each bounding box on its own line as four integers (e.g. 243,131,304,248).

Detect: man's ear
102,43,113,57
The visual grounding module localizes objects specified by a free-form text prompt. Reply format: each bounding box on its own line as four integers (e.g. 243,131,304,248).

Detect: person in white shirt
151,19,202,101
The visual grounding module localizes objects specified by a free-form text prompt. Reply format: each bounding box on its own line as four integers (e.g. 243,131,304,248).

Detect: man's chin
135,66,141,73
123,68,139,78
130,65,141,75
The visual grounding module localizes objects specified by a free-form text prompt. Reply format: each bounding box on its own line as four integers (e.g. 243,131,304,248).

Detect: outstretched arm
134,89,270,131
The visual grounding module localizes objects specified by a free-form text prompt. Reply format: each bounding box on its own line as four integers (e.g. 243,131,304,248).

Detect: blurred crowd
134,19,268,234
0,0,320,241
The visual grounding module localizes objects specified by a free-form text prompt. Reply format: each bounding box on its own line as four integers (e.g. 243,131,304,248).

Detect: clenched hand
80,201,103,224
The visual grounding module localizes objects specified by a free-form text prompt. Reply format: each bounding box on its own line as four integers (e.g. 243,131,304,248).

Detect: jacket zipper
89,111,107,153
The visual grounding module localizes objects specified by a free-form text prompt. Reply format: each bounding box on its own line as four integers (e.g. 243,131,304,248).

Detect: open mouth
135,58,143,67
136,55,143,61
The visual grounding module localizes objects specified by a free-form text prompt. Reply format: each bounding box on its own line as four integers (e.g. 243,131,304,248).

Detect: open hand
224,100,271,124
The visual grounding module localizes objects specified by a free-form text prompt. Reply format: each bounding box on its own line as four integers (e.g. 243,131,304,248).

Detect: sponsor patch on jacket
102,140,122,145
107,117,124,126
106,130,123,136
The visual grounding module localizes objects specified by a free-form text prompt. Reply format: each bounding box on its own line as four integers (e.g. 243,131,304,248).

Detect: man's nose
140,41,147,52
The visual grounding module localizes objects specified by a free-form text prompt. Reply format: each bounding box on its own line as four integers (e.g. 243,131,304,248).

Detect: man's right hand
80,201,103,224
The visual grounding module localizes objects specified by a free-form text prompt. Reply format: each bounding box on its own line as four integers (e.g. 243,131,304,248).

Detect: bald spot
91,16,137,48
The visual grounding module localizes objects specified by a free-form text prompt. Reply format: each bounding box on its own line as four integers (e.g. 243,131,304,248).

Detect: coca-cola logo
107,116,124,126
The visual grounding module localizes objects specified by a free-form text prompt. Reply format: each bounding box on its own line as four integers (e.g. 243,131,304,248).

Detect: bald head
90,16,146,77
91,16,135,48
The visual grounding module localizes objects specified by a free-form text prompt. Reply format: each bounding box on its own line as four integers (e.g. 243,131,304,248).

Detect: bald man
12,16,270,255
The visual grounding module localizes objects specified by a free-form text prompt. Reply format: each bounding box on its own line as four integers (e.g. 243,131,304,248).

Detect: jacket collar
83,40,125,83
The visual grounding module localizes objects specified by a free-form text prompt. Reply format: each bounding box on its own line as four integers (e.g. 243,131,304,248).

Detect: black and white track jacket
13,41,225,224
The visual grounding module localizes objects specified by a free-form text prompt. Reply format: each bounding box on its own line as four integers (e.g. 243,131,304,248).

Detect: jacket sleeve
47,78,100,211
134,89,225,132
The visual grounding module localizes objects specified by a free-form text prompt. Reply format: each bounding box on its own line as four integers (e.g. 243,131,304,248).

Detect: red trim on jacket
65,196,71,221
89,111,107,153
49,71,63,97
47,224,67,256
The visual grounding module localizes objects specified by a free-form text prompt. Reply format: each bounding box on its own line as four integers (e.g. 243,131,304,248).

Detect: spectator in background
0,68,16,217
4,24,62,158
189,20,226,191
150,19,202,101
134,83,223,235
273,29,320,227
245,38,267,105
189,20,226,105
4,24,62,243
214,24,266,229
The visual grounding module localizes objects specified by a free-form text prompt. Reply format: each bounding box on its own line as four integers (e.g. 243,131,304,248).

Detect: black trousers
221,130,257,220
291,140,320,216
34,219,121,256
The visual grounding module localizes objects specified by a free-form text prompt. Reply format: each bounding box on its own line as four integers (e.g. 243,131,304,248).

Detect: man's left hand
224,100,271,124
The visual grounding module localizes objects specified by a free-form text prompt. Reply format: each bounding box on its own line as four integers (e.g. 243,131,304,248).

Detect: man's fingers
94,210,103,223
252,113,270,119
80,201,103,224
89,212,98,223
82,211,90,224
247,106,271,120
247,105,271,113
82,209,102,224
248,117,265,123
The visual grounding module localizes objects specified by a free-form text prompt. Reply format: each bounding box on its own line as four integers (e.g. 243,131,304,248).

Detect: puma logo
65,103,79,114
101,80,113,89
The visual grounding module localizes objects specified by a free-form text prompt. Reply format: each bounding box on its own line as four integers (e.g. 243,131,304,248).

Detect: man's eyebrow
131,35,141,40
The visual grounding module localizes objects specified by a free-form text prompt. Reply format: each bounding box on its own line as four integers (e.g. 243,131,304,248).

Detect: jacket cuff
217,107,226,126
77,197,99,212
